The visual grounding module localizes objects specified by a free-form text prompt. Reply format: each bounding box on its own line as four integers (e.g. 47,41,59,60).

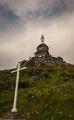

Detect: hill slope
0,64,74,120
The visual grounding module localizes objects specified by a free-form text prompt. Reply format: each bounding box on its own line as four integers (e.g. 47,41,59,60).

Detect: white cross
11,62,27,113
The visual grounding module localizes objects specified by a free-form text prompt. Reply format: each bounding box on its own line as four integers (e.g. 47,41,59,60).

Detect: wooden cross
11,62,27,113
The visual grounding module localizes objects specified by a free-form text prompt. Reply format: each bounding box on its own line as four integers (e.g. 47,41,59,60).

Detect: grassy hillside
0,64,74,120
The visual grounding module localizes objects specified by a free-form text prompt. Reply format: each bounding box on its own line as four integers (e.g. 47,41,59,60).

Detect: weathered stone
20,35,67,68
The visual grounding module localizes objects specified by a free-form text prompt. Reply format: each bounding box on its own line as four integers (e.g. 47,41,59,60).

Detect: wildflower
51,117,54,120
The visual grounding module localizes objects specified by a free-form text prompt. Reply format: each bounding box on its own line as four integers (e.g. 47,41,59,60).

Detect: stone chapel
20,35,66,67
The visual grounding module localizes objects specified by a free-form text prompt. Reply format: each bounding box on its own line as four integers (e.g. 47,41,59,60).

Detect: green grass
0,64,74,120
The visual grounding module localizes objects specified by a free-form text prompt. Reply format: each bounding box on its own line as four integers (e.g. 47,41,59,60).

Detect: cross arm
11,67,27,74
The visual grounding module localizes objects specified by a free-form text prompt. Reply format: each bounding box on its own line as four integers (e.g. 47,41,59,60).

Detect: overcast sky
0,0,74,69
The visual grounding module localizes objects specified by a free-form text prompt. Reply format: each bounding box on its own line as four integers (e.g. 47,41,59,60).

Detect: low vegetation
0,64,74,120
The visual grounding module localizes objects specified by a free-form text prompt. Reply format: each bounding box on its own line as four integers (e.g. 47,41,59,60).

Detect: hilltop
20,35,68,68
0,64,74,120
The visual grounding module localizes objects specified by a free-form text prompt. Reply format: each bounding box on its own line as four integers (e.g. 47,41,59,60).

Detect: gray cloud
0,3,22,33
0,0,74,26
16,0,74,26
0,0,74,69
27,0,66,16
0,0,74,19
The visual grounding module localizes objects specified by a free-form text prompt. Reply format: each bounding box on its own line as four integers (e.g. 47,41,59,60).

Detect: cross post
11,62,27,113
